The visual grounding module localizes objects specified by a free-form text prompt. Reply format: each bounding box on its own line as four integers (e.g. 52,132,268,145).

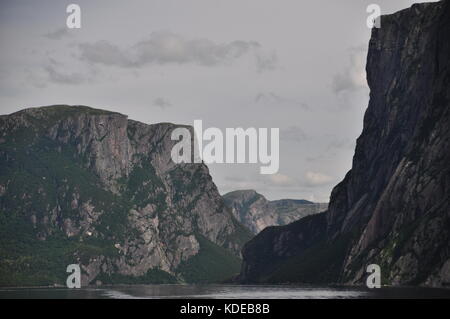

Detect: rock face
223,190,327,234
239,1,450,287
0,105,251,286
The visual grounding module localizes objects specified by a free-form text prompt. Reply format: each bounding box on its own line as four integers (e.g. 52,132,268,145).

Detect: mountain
223,190,327,234
238,1,450,287
0,105,252,286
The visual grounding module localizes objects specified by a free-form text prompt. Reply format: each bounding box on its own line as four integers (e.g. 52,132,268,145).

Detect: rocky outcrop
223,190,327,234
239,1,450,287
0,105,251,286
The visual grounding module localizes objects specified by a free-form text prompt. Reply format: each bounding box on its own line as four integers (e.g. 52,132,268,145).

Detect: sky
0,0,437,202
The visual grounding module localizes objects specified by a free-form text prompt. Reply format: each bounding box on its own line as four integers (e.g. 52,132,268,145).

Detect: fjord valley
0,1,449,293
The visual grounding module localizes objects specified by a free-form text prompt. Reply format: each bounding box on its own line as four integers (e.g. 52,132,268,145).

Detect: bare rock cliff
239,1,450,287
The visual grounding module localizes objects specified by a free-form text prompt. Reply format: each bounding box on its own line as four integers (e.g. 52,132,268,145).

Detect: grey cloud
304,171,334,187
305,154,326,162
332,46,368,94
44,28,72,40
326,137,355,151
44,65,85,85
78,31,272,69
268,173,298,187
255,51,278,72
133,32,260,66
280,126,309,143
79,41,131,67
153,97,172,109
255,92,309,110
304,137,355,163
43,59,86,85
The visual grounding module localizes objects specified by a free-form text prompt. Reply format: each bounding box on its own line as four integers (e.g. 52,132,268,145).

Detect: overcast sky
0,0,437,202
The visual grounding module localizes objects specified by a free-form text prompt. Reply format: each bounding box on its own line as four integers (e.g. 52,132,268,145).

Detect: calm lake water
1,285,450,299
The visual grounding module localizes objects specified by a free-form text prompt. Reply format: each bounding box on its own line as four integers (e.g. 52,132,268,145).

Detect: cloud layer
153,97,172,109
304,171,334,186
78,31,267,69
44,28,72,40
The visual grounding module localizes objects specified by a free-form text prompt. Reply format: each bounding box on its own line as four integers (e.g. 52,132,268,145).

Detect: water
1,285,449,299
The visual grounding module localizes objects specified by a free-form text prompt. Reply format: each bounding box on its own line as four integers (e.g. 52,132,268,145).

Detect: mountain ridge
0,104,252,286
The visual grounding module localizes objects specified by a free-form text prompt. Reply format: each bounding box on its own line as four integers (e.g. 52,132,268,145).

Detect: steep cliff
223,190,327,234
0,105,252,286
239,1,450,287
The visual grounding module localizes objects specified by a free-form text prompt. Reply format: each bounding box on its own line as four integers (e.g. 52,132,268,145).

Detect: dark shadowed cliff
0,105,252,286
239,1,450,287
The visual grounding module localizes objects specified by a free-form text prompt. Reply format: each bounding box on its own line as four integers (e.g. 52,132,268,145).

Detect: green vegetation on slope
265,234,353,284
0,133,124,286
177,235,242,283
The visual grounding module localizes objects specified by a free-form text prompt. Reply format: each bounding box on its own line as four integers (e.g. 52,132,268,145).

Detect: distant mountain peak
223,190,327,234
